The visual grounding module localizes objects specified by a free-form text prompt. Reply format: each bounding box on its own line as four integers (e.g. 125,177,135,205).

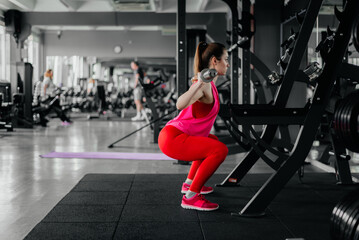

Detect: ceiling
0,0,230,32
0,0,345,13
0,0,229,13
0,0,229,68
0,0,344,68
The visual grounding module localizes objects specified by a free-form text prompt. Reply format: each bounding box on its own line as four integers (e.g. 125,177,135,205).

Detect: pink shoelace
197,194,210,203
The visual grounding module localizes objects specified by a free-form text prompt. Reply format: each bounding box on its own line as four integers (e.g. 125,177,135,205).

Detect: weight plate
339,92,358,151
342,198,359,239
337,95,352,148
337,197,358,238
333,99,340,130
334,98,343,134
338,96,351,141
331,196,351,238
348,92,359,152
343,92,359,152
334,98,348,144
343,94,356,137
332,187,355,222
345,92,359,135
346,203,359,240
331,190,359,239
341,94,358,151
352,15,359,52
353,217,359,240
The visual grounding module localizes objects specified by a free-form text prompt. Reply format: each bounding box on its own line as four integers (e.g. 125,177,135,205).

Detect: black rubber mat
24,173,358,240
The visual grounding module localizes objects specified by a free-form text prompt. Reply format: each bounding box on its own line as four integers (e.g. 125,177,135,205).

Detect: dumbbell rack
218,0,359,217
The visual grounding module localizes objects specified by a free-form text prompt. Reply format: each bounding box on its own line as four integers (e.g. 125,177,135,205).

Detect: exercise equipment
303,62,322,81
217,0,358,217
0,82,13,131
32,89,72,125
11,62,33,128
136,69,176,143
227,36,249,53
226,0,279,106
87,85,112,120
277,47,293,70
200,69,218,83
330,189,359,240
280,29,298,49
316,26,335,62
268,71,283,85
222,0,240,104
333,90,359,153
0,95,13,131
107,108,176,148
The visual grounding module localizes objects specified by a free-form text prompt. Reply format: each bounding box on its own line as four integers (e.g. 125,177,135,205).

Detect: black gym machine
2,10,51,129
108,1,359,236
0,81,13,131
3,10,34,128
218,0,359,223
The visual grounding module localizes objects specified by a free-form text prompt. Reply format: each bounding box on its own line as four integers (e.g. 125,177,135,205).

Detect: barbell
200,68,218,83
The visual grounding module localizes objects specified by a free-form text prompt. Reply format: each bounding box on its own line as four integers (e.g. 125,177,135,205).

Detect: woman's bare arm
176,80,207,110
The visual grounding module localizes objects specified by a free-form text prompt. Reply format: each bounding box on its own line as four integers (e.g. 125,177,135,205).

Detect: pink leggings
158,125,228,193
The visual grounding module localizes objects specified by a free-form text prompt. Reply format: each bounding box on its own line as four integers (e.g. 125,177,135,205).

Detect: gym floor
0,114,345,240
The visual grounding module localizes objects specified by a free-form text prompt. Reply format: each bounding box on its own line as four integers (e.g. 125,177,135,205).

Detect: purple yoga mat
40,151,175,161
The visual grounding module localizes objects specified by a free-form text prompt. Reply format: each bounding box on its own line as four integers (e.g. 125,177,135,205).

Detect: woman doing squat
158,41,229,211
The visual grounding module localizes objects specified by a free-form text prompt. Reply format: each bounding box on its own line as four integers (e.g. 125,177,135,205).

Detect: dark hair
193,41,226,75
131,61,139,66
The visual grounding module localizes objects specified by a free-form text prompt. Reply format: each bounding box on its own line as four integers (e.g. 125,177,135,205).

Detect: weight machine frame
218,0,359,217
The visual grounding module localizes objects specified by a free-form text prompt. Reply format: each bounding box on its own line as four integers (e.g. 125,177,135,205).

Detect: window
46,56,87,87
0,25,10,82
24,34,40,82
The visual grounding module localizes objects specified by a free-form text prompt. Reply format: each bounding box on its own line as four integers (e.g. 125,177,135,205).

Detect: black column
176,0,187,97
16,62,33,128
222,0,239,104
175,0,190,165
241,0,251,104
187,29,206,78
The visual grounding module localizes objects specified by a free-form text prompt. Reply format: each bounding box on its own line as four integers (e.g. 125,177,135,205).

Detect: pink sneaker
61,121,71,126
181,182,214,194
181,193,219,211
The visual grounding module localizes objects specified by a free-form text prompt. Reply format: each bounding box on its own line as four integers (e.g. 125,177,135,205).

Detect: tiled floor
0,116,324,240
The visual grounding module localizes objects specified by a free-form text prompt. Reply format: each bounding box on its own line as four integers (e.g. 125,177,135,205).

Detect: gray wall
254,0,308,107
43,30,176,58
254,0,281,71
253,0,307,141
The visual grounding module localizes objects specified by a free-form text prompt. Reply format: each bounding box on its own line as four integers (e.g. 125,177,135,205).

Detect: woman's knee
212,142,228,160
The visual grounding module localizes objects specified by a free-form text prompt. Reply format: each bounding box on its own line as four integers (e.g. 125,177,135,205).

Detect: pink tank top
166,81,220,137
